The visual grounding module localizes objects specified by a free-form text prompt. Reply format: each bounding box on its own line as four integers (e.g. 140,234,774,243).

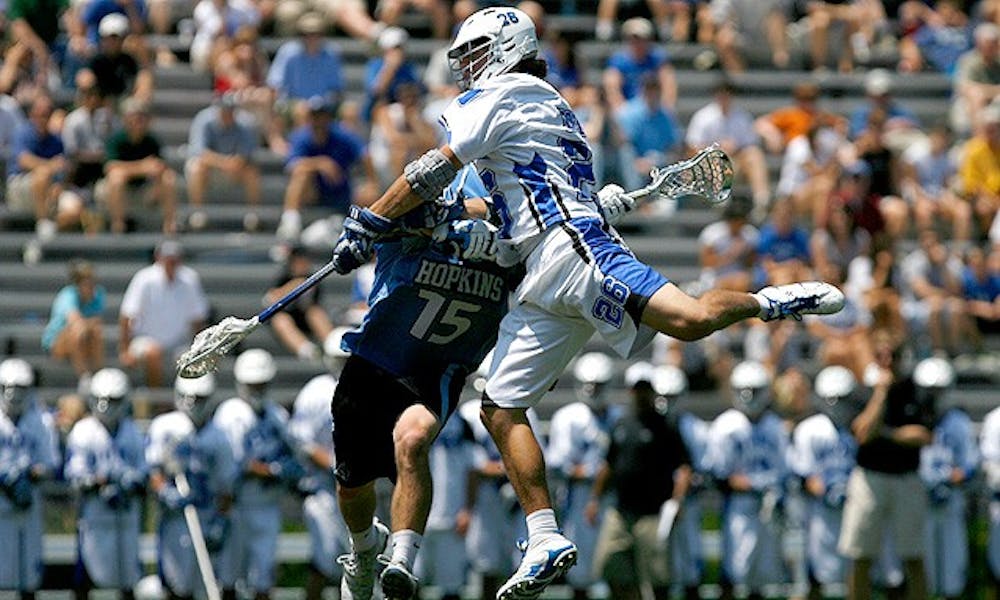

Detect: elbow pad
404,149,458,203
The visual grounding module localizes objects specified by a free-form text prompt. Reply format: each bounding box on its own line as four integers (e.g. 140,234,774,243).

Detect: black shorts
331,355,467,488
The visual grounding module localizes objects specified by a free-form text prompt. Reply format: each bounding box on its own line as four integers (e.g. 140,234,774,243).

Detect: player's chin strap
404,149,459,203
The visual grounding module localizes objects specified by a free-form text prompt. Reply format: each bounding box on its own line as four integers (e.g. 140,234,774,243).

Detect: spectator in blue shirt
7,95,70,240
602,17,677,111
276,96,375,240
848,69,919,139
963,246,1000,336
80,0,147,45
42,259,106,391
898,0,973,75
755,199,811,287
363,26,420,122
185,91,262,231
615,74,682,183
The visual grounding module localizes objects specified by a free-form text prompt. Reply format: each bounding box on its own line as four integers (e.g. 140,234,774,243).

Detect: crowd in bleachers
1,0,1000,596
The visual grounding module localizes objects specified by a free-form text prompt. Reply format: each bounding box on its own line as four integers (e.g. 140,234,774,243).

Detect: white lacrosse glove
596,183,635,225
432,219,499,261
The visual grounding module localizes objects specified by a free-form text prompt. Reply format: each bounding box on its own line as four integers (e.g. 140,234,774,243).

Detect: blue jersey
344,169,513,381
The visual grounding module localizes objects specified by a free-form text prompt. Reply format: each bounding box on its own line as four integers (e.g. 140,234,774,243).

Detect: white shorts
485,219,667,408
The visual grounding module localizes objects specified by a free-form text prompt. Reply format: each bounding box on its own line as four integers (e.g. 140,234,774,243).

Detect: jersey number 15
410,289,482,345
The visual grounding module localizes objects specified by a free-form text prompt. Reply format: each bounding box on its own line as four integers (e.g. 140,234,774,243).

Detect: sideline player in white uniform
914,358,976,600
146,373,239,600
327,6,845,597
288,329,351,600
790,366,859,600
0,359,59,600
981,401,1000,598
65,368,147,600
705,361,789,600
653,364,708,600
220,349,302,600
545,352,616,600
413,403,476,600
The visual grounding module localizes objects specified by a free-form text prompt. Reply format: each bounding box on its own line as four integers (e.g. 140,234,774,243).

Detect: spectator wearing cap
363,26,420,122
755,81,846,155
588,362,692,600
276,96,375,240
7,95,70,241
62,84,117,191
185,92,262,231
101,98,177,234
42,259,106,391
897,0,973,74
958,104,1000,236
614,73,683,191
697,195,758,292
848,69,919,140
119,239,209,388
602,17,677,111
838,332,932,600
79,0,147,46
265,244,334,362
0,0,70,96
711,0,790,73
266,12,343,148
686,80,771,218
951,23,1000,136
594,0,673,42
899,122,970,241
76,13,154,105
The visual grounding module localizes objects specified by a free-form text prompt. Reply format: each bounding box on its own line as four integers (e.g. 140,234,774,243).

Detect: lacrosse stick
175,471,222,600
177,259,339,378
626,144,734,206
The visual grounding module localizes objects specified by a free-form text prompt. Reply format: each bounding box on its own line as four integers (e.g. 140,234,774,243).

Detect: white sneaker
338,519,391,600
276,210,302,241
754,281,845,322
379,559,418,600
496,534,578,600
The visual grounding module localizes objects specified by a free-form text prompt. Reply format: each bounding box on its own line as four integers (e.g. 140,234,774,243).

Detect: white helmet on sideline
814,365,858,429
572,352,614,406
730,361,771,420
174,373,217,426
0,358,35,420
447,6,538,92
89,367,131,430
913,357,955,389
234,349,275,412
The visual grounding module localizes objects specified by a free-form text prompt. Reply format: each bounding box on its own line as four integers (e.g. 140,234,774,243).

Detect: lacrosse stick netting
626,144,734,206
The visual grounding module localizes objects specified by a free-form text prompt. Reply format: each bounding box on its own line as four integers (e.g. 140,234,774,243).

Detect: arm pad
404,149,459,203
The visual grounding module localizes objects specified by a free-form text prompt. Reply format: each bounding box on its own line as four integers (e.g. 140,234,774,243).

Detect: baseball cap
621,17,654,40
864,69,892,96
297,12,326,35
156,239,183,259
99,13,129,38
377,26,409,50
215,91,239,109
306,95,334,114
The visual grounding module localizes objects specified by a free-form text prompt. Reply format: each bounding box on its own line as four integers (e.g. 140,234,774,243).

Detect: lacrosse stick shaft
175,472,222,600
259,258,340,323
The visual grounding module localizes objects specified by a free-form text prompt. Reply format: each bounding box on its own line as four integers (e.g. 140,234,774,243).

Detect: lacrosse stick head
646,144,734,205
176,316,260,378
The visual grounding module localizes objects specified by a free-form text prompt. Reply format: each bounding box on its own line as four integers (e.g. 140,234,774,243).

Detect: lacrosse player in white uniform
413,402,476,600
705,361,789,600
65,368,147,600
0,359,59,600
146,373,239,600
914,358,977,600
545,352,616,600
981,403,1000,598
790,366,859,600
288,329,351,600
327,6,844,597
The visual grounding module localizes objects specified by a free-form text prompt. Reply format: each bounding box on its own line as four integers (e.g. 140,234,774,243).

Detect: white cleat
754,281,846,322
496,534,578,600
379,559,419,600
338,518,391,600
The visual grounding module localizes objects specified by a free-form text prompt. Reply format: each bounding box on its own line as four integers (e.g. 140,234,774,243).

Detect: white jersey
920,408,978,494
426,412,475,531
440,73,602,262
790,414,857,490
213,397,258,464
705,409,789,490
981,407,1000,578
146,410,238,505
288,374,337,491
677,412,710,474
546,402,611,481
0,403,59,514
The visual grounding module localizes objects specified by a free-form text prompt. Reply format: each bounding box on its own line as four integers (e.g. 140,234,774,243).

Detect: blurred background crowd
0,0,1000,596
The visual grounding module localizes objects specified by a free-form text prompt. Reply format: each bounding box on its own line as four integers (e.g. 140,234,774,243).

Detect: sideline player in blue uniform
335,165,517,600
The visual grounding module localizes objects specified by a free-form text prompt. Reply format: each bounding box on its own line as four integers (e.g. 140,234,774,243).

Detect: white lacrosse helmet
572,352,614,406
89,367,131,430
447,6,538,92
730,361,771,419
323,327,352,373
174,373,216,426
814,365,858,428
624,361,656,389
0,358,35,420
234,349,276,385
913,357,955,389
653,365,688,397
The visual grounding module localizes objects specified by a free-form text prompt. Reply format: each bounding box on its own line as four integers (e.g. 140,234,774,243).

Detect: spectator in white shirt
697,195,759,292
118,239,210,387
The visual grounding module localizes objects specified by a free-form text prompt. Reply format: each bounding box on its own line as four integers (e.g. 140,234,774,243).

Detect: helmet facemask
734,386,771,421
448,36,494,92
238,382,269,414
1,385,30,421
92,395,129,431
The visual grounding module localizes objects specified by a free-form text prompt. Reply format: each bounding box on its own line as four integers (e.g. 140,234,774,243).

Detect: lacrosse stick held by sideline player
175,471,222,600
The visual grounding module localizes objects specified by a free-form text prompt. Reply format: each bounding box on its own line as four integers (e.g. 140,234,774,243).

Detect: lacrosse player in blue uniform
791,366,860,600
0,359,59,600
915,358,977,600
65,368,147,600
288,328,352,600
147,373,239,600
981,403,1000,598
327,7,844,597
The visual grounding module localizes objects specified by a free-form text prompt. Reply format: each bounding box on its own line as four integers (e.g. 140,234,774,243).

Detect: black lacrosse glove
331,206,394,274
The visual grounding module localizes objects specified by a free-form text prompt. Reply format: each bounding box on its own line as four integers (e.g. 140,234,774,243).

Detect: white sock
350,524,377,552
389,529,421,569
526,508,559,540
750,292,771,319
